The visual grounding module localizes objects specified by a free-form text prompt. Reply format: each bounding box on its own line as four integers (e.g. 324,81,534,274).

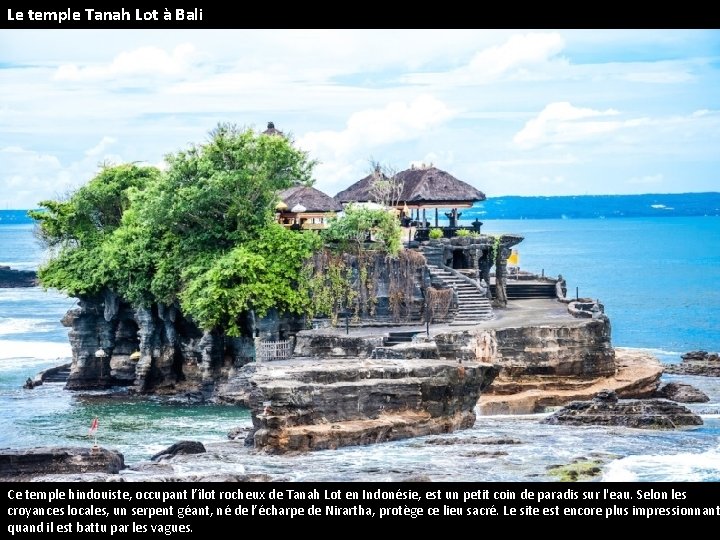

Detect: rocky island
17,123,671,468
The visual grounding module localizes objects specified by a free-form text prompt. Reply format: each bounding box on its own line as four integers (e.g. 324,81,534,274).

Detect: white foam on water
0,261,37,271
602,448,720,482
0,318,53,336
616,346,684,357
0,339,72,363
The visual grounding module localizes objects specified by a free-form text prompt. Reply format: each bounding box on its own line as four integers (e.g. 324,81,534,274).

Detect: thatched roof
279,186,342,213
262,121,284,137
334,166,485,206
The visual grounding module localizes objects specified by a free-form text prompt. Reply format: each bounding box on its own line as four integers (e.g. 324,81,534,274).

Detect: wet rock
151,441,206,461
655,382,709,403
227,426,252,441
594,389,618,403
0,447,124,478
547,459,604,482
664,351,720,377
542,393,703,429
460,450,508,457
0,266,37,287
246,358,499,453
424,436,522,445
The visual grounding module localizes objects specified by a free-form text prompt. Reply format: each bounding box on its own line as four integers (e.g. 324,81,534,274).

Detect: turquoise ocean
1,207,718,481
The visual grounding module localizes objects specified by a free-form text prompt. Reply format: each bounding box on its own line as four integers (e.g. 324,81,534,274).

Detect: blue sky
1,29,718,209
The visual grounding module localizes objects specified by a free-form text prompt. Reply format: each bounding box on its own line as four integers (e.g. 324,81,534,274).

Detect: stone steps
384,330,422,347
426,264,493,325
494,283,556,299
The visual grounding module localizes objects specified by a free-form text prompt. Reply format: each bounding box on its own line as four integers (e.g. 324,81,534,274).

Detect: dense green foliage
31,124,320,335
428,228,443,240
323,203,402,255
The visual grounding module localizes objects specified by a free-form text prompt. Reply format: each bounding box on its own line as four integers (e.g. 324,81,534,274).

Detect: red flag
88,417,99,437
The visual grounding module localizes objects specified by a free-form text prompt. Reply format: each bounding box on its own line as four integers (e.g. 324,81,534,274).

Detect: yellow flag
507,249,519,266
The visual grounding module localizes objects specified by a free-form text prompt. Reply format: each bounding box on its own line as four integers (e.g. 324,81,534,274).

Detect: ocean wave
0,261,38,271
0,340,72,362
615,346,685,358
601,448,720,482
0,318,55,336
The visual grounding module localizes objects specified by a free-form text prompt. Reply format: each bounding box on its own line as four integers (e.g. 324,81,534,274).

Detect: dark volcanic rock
424,436,522,445
542,391,703,429
664,351,720,377
655,382,710,403
0,266,37,288
0,446,124,478
151,441,206,461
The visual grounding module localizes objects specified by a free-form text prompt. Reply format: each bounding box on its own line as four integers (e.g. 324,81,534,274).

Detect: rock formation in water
151,441,206,461
0,447,124,479
541,390,703,428
655,381,710,403
244,356,498,453
664,351,720,377
0,266,37,287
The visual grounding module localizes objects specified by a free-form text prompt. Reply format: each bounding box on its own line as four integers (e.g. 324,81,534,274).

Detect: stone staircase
494,281,557,299
427,265,494,325
383,331,422,347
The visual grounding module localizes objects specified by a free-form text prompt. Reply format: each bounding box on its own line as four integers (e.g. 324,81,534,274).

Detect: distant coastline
4,192,719,223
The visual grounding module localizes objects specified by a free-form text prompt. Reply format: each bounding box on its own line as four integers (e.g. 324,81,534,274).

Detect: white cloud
404,32,566,85
54,43,198,81
1,29,718,204
408,151,455,170
0,138,127,208
298,95,455,194
85,136,117,157
513,102,623,147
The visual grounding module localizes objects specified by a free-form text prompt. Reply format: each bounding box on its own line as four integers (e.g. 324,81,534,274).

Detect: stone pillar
494,246,510,307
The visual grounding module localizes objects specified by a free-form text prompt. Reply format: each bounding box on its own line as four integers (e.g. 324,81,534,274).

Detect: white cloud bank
298,95,455,194
54,43,198,81
514,102,627,147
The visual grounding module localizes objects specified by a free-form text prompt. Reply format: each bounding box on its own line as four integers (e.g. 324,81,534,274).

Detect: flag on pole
88,417,99,437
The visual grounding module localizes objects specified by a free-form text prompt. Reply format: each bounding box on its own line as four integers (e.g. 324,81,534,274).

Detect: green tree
323,203,402,255
31,124,321,335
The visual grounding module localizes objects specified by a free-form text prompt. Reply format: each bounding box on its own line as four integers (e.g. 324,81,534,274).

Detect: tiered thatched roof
335,166,485,208
279,186,342,213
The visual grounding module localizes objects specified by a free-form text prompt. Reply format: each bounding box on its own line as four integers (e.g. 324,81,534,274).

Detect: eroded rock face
541,390,703,429
492,319,616,378
0,447,124,478
478,346,663,414
244,358,499,453
62,296,256,395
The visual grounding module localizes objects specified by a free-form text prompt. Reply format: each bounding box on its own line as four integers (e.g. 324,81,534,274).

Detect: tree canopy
31,124,320,335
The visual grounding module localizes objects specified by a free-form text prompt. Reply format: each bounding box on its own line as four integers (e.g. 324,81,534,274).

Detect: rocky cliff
61,292,259,394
